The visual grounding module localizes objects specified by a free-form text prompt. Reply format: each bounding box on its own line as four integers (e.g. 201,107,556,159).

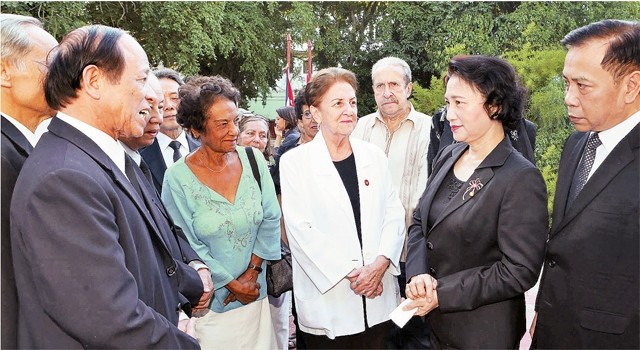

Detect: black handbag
245,147,293,298
266,242,293,298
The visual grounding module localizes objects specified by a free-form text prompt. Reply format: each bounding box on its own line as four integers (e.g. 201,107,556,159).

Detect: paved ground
287,281,539,350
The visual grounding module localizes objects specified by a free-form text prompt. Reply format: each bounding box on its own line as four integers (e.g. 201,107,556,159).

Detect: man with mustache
352,56,432,349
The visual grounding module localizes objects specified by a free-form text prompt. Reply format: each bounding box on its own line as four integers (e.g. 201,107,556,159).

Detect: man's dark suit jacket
533,124,639,349
141,134,199,194
407,137,548,349
10,117,200,348
137,158,204,307
1,116,33,349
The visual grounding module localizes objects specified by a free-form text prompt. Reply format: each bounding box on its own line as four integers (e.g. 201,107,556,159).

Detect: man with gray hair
0,14,58,349
352,56,432,348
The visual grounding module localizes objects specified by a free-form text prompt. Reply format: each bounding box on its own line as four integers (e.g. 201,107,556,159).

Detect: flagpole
285,33,292,106
306,39,312,84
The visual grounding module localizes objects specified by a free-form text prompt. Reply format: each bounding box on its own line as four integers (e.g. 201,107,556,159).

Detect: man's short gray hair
371,56,412,85
0,14,44,70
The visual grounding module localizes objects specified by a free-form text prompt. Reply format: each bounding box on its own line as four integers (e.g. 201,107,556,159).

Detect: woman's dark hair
305,67,358,108
294,88,307,120
276,106,296,130
445,55,526,130
177,75,240,133
561,19,640,82
45,25,126,110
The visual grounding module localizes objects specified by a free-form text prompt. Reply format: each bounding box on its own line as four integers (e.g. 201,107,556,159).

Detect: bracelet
248,263,263,273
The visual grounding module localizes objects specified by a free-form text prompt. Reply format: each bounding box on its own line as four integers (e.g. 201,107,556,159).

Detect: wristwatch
248,263,263,273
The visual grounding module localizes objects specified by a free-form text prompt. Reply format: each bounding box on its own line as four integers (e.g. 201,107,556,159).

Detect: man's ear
623,70,640,104
80,64,102,100
1,61,13,88
406,81,413,97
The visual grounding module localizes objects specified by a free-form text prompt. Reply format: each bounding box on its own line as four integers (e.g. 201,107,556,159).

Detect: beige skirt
195,297,277,349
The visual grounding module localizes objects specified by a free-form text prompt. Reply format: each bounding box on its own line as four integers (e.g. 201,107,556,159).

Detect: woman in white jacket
280,67,405,349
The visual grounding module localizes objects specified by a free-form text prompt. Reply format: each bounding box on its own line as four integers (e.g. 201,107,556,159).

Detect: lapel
140,138,167,189
429,137,512,235
551,132,588,229
186,133,200,152
309,131,358,234
1,115,33,157
351,139,375,236
553,124,639,234
47,117,172,254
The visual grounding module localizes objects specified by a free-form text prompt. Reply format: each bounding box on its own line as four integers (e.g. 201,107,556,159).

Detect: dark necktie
568,132,602,206
168,140,182,163
124,155,144,198
139,158,154,185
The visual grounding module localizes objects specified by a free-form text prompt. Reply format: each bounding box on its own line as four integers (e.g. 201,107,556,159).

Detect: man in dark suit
532,19,639,349
0,14,58,349
10,25,200,348
120,71,214,318
141,68,199,194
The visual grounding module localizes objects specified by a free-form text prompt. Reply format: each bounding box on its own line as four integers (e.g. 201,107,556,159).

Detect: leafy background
3,1,638,218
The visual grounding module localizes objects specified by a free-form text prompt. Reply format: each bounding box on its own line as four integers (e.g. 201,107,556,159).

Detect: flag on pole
285,33,294,107
306,39,313,84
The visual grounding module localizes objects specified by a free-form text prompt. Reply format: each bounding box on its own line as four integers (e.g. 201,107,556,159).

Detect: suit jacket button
166,265,177,276
548,259,556,268
429,267,437,277
427,242,434,250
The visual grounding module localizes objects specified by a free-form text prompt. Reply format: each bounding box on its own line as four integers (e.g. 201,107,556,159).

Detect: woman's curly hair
177,75,241,133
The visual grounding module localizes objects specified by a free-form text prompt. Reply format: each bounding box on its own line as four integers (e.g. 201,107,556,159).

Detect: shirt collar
373,103,419,126
1,113,38,146
156,130,188,150
596,110,640,153
56,112,126,174
120,142,142,166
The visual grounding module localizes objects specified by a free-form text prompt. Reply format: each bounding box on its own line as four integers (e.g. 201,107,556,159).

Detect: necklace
199,152,229,173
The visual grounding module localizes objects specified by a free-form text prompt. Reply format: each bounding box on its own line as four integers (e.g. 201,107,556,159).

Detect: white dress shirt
156,131,189,167
56,113,126,175
588,110,640,180
2,113,40,147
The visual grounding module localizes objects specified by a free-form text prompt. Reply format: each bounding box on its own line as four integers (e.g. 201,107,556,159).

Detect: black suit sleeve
406,198,429,283
1,153,19,349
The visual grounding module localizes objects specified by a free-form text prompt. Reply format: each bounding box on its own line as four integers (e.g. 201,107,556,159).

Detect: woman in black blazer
405,55,548,349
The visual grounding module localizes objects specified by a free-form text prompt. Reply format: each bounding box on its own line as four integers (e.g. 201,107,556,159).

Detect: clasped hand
404,273,439,316
346,256,389,299
223,268,260,305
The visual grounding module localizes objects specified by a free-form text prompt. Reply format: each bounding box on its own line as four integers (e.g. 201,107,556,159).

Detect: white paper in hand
389,298,417,328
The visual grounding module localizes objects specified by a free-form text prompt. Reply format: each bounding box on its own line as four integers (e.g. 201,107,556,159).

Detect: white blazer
280,131,406,339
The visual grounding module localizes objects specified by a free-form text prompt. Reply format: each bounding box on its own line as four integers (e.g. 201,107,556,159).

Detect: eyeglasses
302,111,313,120
373,81,405,93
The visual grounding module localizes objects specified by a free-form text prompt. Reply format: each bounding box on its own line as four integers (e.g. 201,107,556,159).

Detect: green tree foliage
2,1,638,213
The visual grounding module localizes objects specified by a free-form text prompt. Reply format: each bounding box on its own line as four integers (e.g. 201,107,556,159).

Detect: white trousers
268,291,292,350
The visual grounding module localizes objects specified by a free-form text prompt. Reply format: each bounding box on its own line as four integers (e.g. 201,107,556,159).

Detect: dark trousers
302,320,393,349
386,262,432,349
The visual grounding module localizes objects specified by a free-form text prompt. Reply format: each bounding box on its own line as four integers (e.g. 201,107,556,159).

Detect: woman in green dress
162,75,281,349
